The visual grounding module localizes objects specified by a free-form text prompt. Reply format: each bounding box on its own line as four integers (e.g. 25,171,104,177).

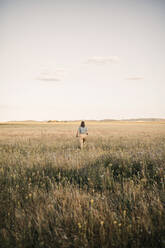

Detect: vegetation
0,121,164,248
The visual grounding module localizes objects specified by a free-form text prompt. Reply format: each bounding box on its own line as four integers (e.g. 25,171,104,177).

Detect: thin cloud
86,56,120,65
0,105,20,109
0,105,10,109
36,77,61,82
126,76,144,80
36,67,66,83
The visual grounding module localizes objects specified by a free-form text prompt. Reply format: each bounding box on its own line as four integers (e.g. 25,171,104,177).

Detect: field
0,121,165,248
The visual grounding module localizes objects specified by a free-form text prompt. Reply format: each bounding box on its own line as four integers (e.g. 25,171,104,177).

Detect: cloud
86,56,120,65
0,105,20,110
36,67,66,83
0,105,10,109
36,77,61,82
126,76,144,81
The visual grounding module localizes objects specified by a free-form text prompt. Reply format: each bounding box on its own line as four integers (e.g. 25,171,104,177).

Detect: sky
0,0,165,121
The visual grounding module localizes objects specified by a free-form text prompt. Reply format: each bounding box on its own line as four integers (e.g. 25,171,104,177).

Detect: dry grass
0,121,165,248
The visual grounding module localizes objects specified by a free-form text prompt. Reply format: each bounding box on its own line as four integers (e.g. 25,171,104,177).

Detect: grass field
0,121,165,248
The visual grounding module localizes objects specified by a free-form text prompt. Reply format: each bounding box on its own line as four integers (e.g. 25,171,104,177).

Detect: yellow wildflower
100,221,104,226
78,223,81,229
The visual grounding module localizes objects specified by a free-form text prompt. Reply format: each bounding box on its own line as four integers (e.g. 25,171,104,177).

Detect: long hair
80,121,85,127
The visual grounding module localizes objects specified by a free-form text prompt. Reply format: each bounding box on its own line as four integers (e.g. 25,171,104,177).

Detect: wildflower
29,193,32,198
141,178,147,183
118,223,122,227
100,221,104,226
113,221,117,225
90,199,94,204
78,223,81,229
123,210,126,217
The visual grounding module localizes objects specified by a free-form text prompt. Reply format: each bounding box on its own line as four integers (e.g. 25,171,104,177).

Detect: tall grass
0,122,165,247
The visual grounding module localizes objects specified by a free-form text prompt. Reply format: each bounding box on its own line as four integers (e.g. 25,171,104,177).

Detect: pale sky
0,0,165,121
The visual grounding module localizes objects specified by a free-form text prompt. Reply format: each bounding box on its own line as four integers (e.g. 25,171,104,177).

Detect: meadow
0,121,164,248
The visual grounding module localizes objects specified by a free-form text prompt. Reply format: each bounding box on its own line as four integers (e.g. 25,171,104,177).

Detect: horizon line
0,117,165,123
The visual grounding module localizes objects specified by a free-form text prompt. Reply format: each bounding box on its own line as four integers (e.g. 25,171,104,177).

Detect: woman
76,121,88,149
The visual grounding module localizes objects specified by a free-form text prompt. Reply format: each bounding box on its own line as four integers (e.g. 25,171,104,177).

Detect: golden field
0,121,165,248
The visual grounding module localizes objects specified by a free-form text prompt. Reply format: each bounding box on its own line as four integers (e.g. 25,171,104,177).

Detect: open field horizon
0,121,165,247
1,118,165,123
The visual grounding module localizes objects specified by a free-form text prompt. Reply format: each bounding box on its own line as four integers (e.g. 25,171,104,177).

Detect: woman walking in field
76,121,88,149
